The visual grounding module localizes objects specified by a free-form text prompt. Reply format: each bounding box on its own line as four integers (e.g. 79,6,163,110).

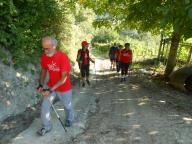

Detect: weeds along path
8,58,192,144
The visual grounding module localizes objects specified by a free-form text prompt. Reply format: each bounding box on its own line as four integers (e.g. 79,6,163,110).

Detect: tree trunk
164,42,169,65
187,46,192,64
164,31,181,78
161,40,165,61
157,31,164,61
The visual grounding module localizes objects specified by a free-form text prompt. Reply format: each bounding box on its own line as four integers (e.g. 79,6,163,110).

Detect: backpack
109,46,118,57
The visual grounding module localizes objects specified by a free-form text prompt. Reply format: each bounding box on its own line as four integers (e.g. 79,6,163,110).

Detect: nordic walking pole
49,100,67,132
43,89,67,132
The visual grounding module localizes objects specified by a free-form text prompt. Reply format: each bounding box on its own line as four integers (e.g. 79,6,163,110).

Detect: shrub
0,0,75,69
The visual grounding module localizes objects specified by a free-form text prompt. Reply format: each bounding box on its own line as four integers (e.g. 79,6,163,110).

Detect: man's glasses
42,47,52,51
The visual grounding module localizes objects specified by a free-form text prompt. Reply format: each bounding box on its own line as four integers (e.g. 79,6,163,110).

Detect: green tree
160,0,192,77
0,0,76,68
79,0,192,77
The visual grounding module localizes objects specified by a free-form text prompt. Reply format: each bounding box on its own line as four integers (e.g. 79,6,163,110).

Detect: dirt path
7,83,97,144
70,77,192,144
5,59,192,144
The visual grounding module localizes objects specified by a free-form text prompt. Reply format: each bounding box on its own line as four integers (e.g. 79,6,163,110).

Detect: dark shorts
110,55,116,62
80,64,89,77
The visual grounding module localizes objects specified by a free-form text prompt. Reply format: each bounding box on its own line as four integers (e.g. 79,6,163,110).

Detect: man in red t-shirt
36,36,74,136
120,43,133,82
76,41,95,87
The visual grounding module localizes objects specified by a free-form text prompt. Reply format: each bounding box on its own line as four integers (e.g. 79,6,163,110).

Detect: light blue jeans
41,89,74,130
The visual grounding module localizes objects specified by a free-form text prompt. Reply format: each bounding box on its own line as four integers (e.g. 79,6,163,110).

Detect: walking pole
43,89,67,132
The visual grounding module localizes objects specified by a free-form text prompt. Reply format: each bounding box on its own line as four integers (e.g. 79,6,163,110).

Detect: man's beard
46,51,55,57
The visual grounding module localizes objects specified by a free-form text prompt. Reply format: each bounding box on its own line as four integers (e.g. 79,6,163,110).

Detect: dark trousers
121,62,130,75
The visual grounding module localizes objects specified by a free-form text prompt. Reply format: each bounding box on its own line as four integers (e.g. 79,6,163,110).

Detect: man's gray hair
42,36,58,47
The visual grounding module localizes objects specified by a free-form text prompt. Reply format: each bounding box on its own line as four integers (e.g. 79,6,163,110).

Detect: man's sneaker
65,120,72,127
124,77,126,81
36,127,52,136
120,78,124,82
82,82,85,87
86,80,90,86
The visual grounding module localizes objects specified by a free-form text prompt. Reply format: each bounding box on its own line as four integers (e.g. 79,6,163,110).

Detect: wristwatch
37,84,43,89
44,88,53,93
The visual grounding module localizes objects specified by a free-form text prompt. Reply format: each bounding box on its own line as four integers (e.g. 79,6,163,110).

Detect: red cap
81,41,89,47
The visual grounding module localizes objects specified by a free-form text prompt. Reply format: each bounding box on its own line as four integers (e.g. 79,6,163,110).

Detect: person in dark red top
76,41,95,87
120,43,133,82
115,45,123,73
36,36,74,136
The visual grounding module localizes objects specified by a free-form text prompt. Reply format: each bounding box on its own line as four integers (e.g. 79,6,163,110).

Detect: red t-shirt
115,49,122,61
120,49,132,63
77,50,89,65
41,51,71,92
84,51,89,65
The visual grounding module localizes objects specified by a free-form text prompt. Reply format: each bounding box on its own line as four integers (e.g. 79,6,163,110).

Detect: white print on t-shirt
123,53,129,57
47,61,60,72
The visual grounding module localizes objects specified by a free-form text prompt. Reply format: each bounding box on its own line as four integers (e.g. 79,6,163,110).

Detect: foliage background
1,0,191,73
92,27,160,61
0,0,95,69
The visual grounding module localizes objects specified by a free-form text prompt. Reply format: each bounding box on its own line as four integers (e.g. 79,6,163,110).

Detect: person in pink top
36,36,74,136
